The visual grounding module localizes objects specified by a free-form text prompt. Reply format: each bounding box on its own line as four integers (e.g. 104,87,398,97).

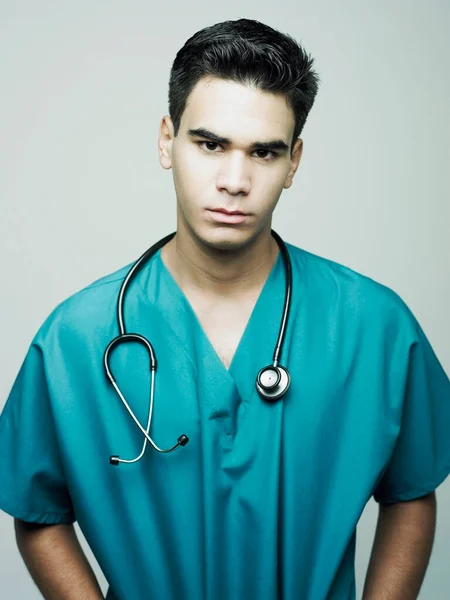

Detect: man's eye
199,141,221,152
254,149,277,160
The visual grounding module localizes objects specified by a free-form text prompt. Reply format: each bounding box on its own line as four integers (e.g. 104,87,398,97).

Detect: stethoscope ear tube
104,334,158,384
104,333,189,464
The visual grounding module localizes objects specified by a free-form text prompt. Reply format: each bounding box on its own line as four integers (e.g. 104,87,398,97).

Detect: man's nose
215,152,251,196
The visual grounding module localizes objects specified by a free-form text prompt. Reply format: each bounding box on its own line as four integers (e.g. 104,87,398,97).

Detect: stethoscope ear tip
110,455,120,466
178,434,189,446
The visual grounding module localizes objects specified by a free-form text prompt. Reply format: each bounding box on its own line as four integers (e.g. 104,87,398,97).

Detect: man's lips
206,209,249,224
208,208,248,216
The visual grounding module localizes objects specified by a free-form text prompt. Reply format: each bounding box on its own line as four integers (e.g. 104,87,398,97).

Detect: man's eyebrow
187,127,290,152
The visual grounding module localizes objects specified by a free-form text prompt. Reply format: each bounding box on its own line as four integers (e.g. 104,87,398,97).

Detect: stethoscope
104,229,292,466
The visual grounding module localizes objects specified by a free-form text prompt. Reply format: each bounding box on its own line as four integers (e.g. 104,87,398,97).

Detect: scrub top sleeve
0,342,76,524
373,317,450,505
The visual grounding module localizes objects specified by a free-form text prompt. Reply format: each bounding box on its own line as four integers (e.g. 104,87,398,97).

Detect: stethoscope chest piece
256,365,291,401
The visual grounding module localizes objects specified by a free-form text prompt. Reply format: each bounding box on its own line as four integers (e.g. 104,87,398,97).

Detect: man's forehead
183,77,294,125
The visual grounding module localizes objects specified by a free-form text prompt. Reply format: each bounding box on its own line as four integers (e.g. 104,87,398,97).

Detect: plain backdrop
0,1,449,598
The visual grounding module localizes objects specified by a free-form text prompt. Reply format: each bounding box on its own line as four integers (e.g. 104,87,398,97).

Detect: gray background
0,1,449,598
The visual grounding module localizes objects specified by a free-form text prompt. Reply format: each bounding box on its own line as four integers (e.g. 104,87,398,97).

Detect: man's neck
160,226,279,299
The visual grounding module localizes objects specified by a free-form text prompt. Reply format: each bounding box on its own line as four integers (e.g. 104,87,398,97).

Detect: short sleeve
373,316,450,504
0,342,76,524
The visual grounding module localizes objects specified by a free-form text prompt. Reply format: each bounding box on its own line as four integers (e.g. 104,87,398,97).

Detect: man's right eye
198,141,222,153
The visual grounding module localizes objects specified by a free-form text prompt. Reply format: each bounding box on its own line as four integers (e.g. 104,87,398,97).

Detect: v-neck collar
146,245,288,439
156,247,283,377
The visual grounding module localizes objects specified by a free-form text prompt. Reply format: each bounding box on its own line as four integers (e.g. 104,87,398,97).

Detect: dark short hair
168,18,320,154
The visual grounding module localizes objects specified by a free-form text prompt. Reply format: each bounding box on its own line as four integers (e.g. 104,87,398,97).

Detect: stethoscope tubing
104,230,292,464
116,232,176,336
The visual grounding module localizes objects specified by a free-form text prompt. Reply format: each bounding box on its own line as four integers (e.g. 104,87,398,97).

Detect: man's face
159,76,303,251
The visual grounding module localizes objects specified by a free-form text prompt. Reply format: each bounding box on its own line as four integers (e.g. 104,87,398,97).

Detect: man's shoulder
34,261,134,345
286,241,418,336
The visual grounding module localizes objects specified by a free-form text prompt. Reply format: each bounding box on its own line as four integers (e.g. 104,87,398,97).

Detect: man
0,18,449,600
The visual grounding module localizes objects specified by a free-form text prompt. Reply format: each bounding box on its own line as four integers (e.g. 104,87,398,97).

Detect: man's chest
192,303,255,370
182,291,262,371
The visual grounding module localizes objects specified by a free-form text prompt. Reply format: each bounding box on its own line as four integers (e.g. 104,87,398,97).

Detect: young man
1,18,449,600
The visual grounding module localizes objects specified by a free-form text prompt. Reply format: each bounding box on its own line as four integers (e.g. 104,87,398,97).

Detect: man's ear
284,138,303,190
158,115,174,170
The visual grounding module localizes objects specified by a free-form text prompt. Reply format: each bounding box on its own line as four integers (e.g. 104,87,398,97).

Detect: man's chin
194,224,252,252
199,227,260,252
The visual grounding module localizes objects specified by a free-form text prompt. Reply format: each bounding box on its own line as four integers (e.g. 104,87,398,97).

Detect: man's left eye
255,149,273,159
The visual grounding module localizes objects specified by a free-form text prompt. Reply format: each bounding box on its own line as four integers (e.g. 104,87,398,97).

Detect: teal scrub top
1,240,450,600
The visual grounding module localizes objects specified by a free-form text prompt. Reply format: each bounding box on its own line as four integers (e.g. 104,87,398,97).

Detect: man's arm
15,519,104,599
362,492,437,600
